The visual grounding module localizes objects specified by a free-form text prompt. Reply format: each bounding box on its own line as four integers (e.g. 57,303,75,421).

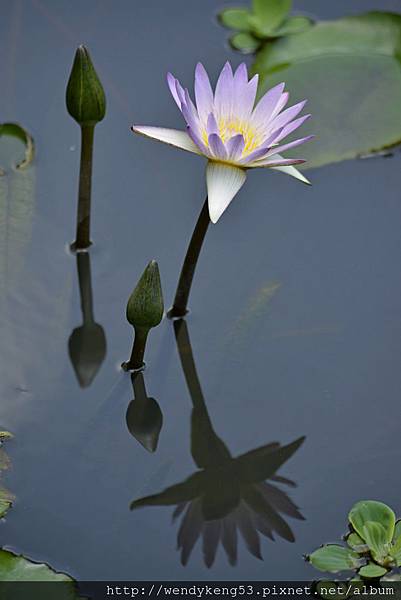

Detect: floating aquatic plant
307,501,401,583
218,0,313,53
66,45,106,250
132,61,312,316
123,260,164,371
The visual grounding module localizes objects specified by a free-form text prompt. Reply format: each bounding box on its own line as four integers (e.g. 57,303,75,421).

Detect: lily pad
349,501,395,545
308,544,363,573
359,562,387,579
252,12,401,168
0,550,84,599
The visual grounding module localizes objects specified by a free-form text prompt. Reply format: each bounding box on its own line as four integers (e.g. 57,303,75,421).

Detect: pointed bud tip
126,260,164,330
66,45,106,125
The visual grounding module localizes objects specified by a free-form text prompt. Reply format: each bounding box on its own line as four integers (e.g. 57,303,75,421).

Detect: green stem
73,124,95,250
168,197,210,318
123,327,149,371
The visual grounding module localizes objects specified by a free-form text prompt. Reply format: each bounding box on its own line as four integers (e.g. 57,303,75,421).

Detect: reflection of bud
66,45,106,126
126,261,164,330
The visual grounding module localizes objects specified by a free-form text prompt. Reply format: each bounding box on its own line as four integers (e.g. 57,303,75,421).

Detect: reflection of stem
131,371,147,399
74,125,94,250
169,197,210,318
77,251,94,324
173,318,209,418
124,327,149,371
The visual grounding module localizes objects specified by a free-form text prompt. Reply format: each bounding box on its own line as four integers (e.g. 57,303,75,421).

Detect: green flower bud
66,45,106,125
126,261,164,330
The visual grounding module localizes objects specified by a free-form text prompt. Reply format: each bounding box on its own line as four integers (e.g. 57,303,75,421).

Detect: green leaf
393,520,401,542
308,544,363,573
362,522,390,562
252,0,291,31
359,562,387,579
252,12,401,169
0,550,84,599
275,16,314,37
347,532,369,553
230,32,261,53
390,521,401,566
218,8,251,31
349,501,395,545
0,433,14,518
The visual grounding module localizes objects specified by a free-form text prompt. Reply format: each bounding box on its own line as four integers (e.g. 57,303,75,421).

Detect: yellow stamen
202,116,263,156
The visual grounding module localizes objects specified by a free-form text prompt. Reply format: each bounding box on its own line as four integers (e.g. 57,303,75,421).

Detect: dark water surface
1,0,401,581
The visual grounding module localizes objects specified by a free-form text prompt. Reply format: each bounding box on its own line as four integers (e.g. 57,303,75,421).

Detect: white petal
272,164,311,184
267,154,310,184
206,161,246,223
131,126,202,155
250,154,311,185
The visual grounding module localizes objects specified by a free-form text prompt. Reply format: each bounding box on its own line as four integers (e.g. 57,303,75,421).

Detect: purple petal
195,62,214,123
234,62,248,85
167,73,182,108
180,89,201,134
207,113,219,136
208,133,227,160
270,92,289,121
253,157,306,167
252,82,285,125
187,126,208,155
232,72,259,121
261,135,314,159
226,134,245,160
270,100,307,131
214,61,234,118
274,114,311,143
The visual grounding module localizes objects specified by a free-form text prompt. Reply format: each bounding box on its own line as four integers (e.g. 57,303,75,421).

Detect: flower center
202,116,263,157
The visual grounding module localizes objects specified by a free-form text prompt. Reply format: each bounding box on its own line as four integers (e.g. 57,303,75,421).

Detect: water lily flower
132,61,313,223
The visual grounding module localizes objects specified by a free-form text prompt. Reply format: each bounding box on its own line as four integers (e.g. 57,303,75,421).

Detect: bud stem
73,124,95,250
123,327,149,371
168,197,210,318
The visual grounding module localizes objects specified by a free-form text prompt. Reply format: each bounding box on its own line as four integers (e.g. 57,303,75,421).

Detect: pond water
1,0,401,583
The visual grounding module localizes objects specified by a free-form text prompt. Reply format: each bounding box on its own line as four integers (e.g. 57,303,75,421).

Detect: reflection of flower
131,437,305,567
132,61,313,223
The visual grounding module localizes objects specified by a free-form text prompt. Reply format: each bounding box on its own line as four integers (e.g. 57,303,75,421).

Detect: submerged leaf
0,123,34,172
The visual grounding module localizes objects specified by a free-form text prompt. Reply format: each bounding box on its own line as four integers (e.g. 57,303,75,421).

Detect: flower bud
126,261,164,330
66,45,106,125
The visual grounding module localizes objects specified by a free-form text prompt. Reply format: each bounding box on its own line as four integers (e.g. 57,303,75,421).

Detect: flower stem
123,327,149,371
168,197,210,318
73,124,95,250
